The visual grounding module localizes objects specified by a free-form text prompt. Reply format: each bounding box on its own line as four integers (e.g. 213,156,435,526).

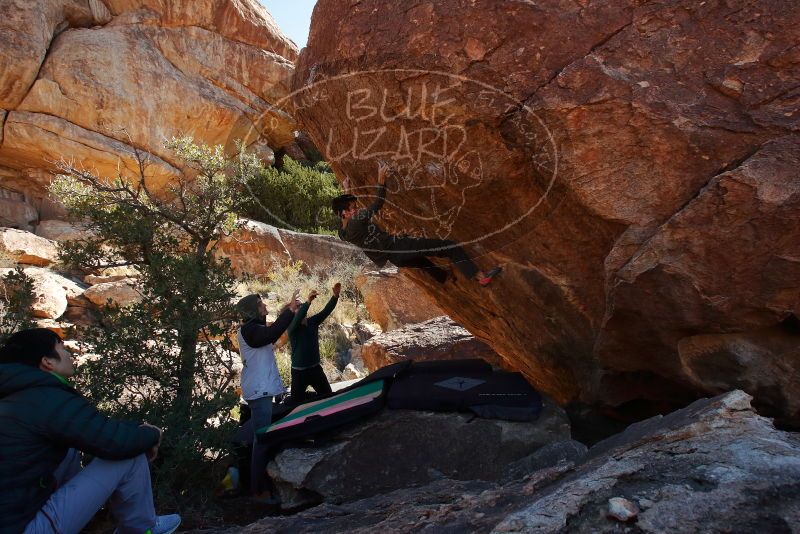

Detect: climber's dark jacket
338,183,392,265
288,295,339,369
239,308,295,348
0,363,160,534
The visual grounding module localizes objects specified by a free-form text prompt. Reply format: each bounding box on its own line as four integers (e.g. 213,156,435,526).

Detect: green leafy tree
0,267,36,345
50,138,263,509
241,157,342,233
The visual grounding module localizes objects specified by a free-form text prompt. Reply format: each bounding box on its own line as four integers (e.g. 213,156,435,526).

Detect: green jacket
287,295,339,369
0,364,160,534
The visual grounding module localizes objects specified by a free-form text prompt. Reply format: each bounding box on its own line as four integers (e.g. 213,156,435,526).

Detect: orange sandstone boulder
293,0,800,419
0,0,296,197
360,316,507,372
355,267,446,331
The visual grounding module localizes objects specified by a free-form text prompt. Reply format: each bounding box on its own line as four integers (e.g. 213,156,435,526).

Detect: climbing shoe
478,266,503,286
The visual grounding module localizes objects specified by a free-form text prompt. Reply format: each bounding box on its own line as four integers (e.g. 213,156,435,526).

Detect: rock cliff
0,0,296,211
292,0,800,420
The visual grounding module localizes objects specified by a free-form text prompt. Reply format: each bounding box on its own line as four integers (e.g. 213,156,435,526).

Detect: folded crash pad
257,378,387,444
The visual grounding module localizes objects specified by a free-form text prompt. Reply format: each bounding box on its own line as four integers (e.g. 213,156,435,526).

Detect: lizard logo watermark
227,69,559,255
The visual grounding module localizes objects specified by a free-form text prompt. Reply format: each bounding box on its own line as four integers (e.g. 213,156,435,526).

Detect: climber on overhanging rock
332,162,502,286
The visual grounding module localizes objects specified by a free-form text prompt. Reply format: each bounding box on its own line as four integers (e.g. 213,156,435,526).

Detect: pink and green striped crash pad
257,379,385,438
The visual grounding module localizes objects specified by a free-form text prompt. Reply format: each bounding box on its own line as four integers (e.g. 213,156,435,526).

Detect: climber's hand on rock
308,289,318,302
332,282,341,297
377,161,388,185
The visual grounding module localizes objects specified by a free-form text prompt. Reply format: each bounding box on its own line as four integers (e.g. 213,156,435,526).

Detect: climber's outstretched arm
358,163,388,219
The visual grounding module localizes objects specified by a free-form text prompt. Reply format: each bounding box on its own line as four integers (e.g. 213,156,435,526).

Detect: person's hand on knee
140,423,163,462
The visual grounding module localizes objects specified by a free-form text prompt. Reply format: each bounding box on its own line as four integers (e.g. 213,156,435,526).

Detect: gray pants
248,395,273,495
24,449,156,534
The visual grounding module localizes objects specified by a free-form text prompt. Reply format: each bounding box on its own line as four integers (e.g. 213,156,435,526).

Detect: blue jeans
247,395,273,495
24,449,156,534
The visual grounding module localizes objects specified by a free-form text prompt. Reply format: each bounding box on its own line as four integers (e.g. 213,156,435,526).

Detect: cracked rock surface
265,402,571,510
193,391,800,533
291,0,800,421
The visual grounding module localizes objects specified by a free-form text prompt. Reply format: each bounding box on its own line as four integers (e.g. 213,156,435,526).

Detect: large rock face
292,0,800,419
0,0,296,201
200,391,800,533
0,185,37,230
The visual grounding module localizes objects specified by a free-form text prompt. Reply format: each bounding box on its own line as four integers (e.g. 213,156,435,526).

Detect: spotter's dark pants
289,364,332,405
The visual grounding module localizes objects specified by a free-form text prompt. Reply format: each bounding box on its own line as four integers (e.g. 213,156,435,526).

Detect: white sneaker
149,514,182,534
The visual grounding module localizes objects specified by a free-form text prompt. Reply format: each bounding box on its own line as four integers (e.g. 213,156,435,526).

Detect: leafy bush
50,138,262,513
240,157,342,234
0,267,36,345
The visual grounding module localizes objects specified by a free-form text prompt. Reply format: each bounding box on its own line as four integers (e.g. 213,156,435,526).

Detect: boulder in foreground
268,398,570,509
207,391,800,533
0,266,83,319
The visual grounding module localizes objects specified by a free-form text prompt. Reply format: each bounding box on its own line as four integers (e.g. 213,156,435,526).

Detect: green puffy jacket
0,363,160,534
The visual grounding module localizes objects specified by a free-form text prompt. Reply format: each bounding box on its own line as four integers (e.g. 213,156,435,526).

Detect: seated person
331,162,501,286
287,283,341,405
0,328,180,534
